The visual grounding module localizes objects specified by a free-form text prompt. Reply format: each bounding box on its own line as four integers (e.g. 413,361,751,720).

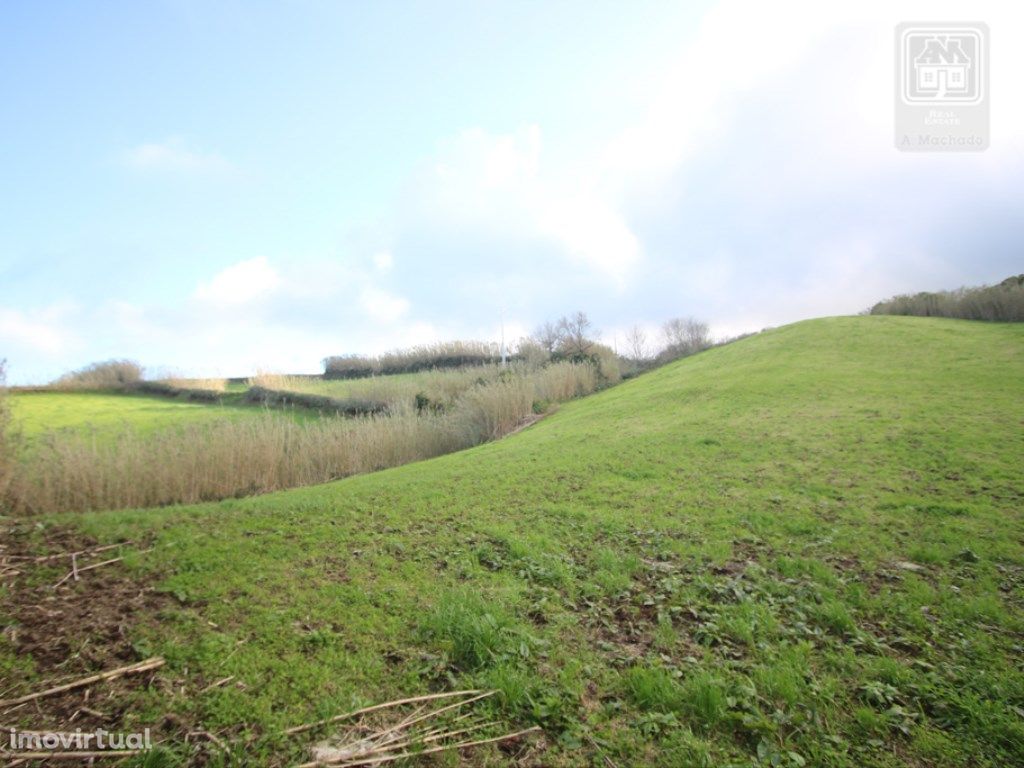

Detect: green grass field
7,390,298,442
4,316,1023,767
8,391,315,444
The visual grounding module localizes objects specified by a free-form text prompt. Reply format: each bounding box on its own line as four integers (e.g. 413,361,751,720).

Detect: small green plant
420,590,530,671
625,666,685,713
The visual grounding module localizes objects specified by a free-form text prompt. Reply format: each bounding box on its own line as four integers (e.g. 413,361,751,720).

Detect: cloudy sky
2,0,1021,383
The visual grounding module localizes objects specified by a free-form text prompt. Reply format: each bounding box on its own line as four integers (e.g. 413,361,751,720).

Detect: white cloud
372,251,394,272
0,305,73,356
122,137,231,175
194,257,280,306
410,125,641,284
359,287,410,324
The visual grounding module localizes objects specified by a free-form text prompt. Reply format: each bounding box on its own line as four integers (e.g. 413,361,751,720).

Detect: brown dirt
0,522,182,755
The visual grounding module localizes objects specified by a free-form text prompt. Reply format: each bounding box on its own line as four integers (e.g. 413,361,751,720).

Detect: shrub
131,381,222,403
53,359,143,390
244,386,386,416
324,341,501,378
869,275,1024,321
320,354,379,379
514,338,551,369
660,317,711,362
589,343,621,384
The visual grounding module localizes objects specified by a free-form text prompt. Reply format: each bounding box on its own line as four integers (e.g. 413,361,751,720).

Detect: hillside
3,316,1023,767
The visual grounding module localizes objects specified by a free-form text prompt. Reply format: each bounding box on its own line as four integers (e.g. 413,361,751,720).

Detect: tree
532,321,562,356
662,317,710,356
557,311,594,358
625,325,648,361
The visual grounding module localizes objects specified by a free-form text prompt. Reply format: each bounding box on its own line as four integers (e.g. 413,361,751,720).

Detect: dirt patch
0,523,176,745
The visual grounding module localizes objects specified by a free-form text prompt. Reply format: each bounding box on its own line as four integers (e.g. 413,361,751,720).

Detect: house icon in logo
914,36,970,97
900,27,983,104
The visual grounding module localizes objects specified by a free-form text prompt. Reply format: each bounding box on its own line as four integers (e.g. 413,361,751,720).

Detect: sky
1,0,1022,383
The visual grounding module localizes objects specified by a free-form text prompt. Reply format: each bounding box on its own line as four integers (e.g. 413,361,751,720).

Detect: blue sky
2,0,1022,383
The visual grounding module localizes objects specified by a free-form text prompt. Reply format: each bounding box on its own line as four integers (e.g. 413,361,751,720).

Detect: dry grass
248,371,312,392
161,377,228,393
52,360,144,390
531,360,598,402
7,411,461,514
252,366,507,409
6,361,601,514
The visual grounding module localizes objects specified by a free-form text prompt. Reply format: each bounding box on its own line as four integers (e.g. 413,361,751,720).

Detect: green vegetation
870,273,1024,321
323,340,502,378
8,390,290,441
3,316,1022,767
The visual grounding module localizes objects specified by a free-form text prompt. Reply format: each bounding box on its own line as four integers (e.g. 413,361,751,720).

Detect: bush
589,343,621,384
244,385,386,416
53,359,143,390
659,317,711,362
869,275,1024,321
131,381,222,403
320,354,379,379
324,341,501,378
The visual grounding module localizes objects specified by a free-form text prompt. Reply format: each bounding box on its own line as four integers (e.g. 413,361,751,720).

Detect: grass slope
9,316,1024,766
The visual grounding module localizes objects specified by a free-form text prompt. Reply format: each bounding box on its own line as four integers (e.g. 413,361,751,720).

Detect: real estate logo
895,22,988,151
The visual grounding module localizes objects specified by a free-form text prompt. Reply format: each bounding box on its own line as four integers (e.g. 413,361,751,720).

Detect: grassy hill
3,316,1023,767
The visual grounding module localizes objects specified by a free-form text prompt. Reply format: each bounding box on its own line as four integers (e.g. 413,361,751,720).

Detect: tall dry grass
52,359,144,390
7,360,602,514
532,360,598,402
8,412,464,514
161,377,228,393
248,371,312,392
